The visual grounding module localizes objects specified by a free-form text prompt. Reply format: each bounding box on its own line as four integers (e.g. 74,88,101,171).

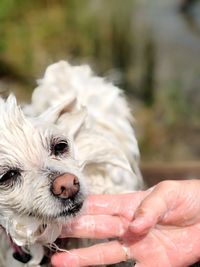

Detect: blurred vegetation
0,0,155,100
0,0,199,162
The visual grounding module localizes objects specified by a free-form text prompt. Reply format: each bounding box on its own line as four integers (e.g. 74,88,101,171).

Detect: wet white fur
0,61,143,266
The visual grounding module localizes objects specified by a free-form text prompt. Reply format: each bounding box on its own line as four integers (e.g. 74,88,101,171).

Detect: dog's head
0,95,87,229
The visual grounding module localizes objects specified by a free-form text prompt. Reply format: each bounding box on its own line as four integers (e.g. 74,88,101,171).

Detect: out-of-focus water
132,0,200,162
141,0,200,91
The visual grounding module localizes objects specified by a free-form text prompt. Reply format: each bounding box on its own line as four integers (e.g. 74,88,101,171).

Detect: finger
134,264,147,267
51,240,130,267
130,181,179,234
61,215,129,238
83,192,147,220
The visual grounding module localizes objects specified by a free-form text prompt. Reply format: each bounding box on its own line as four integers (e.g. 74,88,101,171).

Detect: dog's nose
51,173,80,199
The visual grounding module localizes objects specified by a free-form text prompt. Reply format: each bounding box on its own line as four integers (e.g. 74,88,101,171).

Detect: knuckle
157,180,178,191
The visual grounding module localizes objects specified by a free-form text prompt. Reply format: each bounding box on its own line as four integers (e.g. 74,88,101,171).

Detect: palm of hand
122,223,200,267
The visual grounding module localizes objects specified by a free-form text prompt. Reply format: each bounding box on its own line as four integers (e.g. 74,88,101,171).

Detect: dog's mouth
57,201,83,218
53,191,85,219
28,194,84,221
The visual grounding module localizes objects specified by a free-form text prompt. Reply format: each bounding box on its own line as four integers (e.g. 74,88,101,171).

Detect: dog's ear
56,106,87,138
38,96,76,122
38,96,87,137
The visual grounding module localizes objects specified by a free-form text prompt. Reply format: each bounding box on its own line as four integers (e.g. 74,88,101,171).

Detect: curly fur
0,61,143,266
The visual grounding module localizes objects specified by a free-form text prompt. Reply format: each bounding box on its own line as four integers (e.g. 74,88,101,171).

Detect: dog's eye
52,141,69,156
0,169,21,184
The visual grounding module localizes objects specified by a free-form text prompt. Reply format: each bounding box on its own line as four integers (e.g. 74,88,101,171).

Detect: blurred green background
0,0,199,165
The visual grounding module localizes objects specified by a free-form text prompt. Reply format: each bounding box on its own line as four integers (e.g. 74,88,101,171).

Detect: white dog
0,61,143,266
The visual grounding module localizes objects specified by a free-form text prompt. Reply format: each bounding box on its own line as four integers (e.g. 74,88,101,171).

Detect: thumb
129,181,179,234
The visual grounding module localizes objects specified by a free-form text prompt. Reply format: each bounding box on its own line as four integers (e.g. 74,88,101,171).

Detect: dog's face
0,96,87,226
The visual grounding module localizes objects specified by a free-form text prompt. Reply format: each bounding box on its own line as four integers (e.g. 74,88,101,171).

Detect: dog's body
0,61,143,266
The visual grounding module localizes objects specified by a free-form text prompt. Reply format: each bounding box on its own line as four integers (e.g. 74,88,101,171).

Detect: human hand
52,180,200,267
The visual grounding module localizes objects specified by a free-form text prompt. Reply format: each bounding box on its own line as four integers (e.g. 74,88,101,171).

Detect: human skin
52,180,200,267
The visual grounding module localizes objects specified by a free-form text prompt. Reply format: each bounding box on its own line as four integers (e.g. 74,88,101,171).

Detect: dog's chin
55,200,84,219
28,195,85,222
